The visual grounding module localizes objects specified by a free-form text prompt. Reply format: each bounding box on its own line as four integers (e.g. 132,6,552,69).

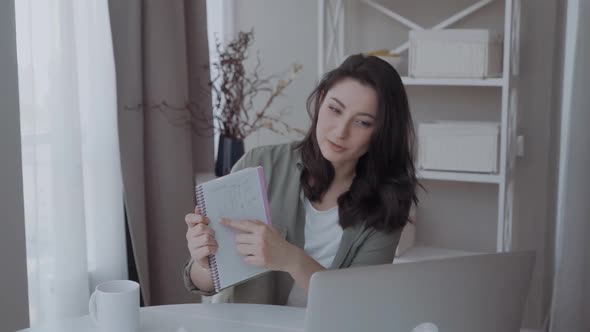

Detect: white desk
17,304,306,332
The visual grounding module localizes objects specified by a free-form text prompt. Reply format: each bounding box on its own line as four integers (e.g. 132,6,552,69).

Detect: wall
548,0,566,318
549,0,590,328
543,0,569,328
511,0,559,327
0,0,30,330
231,0,318,149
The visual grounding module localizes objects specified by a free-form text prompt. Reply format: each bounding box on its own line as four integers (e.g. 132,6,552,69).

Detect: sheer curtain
15,0,127,326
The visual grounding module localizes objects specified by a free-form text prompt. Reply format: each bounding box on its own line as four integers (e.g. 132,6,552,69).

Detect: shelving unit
319,0,521,259
418,170,502,184
401,77,505,87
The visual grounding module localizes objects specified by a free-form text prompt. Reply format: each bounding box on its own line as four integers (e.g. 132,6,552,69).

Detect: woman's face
316,78,378,169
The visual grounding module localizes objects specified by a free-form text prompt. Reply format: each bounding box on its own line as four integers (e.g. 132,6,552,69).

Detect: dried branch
208,29,304,140
123,29,305,141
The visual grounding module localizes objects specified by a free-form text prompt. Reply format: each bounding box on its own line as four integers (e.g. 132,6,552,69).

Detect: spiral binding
195,185,221,292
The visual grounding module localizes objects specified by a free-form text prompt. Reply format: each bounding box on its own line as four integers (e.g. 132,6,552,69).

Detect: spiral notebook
195,166,272,292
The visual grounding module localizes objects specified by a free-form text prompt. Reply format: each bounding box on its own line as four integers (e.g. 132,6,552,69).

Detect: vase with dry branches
210,29,303,175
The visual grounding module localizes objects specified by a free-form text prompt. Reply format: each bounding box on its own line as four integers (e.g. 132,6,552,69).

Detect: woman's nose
334,119,349,138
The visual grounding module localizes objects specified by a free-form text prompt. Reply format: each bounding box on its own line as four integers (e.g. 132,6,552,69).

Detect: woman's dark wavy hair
294,54,419,234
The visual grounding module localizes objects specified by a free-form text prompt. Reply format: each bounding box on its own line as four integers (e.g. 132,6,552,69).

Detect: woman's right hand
185,207,218,270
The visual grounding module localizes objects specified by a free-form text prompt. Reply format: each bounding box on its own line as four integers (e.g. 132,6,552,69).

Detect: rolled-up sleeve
182,258,217,297
349,228,402,267
230,148,257,173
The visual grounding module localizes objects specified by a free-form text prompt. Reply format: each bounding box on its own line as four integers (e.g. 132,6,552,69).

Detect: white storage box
418,121,500,173
409,29,502,78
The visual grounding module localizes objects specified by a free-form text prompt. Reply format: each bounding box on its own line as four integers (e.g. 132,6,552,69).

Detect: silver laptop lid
305,251,534,332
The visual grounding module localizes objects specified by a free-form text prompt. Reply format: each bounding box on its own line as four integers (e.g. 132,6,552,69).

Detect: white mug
89,280,140,332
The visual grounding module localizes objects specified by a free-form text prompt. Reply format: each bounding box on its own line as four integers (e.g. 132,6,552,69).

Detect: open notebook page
197,166,271,291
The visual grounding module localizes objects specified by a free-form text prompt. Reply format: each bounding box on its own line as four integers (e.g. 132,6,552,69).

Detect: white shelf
418,170,502,184
394,245,481,264
402,77,505,87
321,0,519,252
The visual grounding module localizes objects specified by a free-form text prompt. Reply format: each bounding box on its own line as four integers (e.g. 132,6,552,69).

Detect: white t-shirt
286,197,343,307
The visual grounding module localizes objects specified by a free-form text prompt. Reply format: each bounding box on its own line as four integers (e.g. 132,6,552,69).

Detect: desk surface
17,304,306,332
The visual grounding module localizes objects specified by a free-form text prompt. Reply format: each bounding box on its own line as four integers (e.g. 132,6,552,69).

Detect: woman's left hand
220,218,300,272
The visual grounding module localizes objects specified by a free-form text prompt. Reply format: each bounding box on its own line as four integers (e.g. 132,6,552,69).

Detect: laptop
305,251,535,332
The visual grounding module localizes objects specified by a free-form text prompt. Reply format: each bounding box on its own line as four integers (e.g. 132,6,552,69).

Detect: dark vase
215,135,245,177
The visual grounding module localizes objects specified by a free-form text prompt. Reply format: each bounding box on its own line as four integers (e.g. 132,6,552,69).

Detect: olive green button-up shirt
183,143,401,305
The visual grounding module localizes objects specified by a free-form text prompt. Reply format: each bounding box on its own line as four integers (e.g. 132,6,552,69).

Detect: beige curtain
108,0,214,305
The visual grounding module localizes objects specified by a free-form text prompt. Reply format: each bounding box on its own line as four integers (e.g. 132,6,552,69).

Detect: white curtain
15,0,127,326
548,0,590,331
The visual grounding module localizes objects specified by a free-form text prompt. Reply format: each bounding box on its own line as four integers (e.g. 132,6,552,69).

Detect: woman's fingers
185,213,209,228
192,246,217,262
191,233,218,248
235,243,257,257
243,255,264,267
186,207,218,269
186,223,215,240
234,233,258,245
221,218,264,233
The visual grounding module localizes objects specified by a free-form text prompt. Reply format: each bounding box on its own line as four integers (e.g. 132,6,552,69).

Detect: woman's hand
221,218,300,272
185,207,218,270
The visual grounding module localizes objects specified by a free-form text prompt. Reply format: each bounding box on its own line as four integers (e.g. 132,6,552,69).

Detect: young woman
183,54,419,306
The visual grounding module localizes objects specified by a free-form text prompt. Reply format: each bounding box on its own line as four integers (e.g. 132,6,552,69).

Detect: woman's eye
355,120,373,128
328,106,341,114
